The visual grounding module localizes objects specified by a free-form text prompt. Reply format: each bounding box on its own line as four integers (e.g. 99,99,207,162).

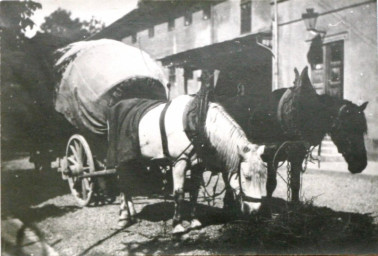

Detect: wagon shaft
78,169,117,178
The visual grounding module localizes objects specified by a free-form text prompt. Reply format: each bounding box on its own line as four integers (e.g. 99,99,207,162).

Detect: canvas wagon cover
54,39,168,134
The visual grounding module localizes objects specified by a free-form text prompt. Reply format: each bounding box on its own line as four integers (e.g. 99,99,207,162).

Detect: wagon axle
60,158,116,178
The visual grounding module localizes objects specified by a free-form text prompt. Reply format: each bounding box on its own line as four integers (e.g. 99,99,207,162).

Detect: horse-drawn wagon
53,39,267,234
54,39,169,206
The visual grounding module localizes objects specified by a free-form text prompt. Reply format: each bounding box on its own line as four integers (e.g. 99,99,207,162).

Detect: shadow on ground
1,166,75,222
137,201,227,225
118,198,378,255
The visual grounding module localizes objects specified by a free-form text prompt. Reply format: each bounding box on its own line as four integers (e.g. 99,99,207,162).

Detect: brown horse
219,67,368,202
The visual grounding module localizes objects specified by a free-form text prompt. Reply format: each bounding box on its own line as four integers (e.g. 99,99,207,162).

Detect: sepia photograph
1,0,377,255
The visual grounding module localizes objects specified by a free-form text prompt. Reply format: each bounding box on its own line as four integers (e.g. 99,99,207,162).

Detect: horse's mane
205,102,249,172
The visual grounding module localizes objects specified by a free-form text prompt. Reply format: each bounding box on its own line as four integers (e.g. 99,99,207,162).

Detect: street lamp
302,8,326,37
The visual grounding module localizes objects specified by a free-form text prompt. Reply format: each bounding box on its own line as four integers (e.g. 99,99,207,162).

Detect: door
324,41,344,99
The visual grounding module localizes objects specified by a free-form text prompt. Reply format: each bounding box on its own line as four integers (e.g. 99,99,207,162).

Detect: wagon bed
54,39,169,206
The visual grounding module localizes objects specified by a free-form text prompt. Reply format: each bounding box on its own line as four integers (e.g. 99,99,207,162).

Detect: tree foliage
0,0,41,33
1,2,68,148
40,8,105,41
2,2,105,150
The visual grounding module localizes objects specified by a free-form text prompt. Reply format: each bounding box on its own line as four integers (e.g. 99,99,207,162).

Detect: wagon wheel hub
66,134,95,207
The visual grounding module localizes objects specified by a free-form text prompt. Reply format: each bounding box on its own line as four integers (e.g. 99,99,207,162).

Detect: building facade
92,0,273,99
276,0,377,158
92,0,377,158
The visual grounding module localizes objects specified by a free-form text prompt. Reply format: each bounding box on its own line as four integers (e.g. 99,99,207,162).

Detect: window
330,42,343,62
184,10,192,26
168,16,175,31
310,40,344,98
240,0,252,34
131,32,137,43
148,26,154,38
203,4,211,20
169,67,176,83
328,41,343,84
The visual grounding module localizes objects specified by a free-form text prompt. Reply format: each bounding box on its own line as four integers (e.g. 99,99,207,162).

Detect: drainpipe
273,0,279,90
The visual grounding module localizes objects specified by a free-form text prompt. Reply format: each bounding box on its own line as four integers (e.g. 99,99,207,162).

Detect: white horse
117,95,266,234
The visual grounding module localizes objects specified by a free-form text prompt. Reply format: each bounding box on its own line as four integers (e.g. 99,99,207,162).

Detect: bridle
228,159,263,204
330,104,351,155
331,104,347,131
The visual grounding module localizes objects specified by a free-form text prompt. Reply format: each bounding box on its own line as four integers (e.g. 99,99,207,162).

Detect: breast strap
159,101,172,158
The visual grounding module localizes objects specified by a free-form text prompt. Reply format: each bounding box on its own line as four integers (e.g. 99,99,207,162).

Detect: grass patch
216,199,378,254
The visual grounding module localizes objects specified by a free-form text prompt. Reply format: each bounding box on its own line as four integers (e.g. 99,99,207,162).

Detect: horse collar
277,88,302,139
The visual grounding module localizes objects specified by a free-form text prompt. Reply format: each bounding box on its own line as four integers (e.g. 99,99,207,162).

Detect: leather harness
159,100,172,158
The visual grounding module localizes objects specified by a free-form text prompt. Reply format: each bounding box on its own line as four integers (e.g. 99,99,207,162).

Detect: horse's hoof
172,224,187,234
189,219,202,230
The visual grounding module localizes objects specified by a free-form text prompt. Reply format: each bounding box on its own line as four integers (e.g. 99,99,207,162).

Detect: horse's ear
299,66,316,93
257,145,265,157
294,68,299,78
359,101,368,111
300,66,310,85
301,66,309,77
293,68,300,86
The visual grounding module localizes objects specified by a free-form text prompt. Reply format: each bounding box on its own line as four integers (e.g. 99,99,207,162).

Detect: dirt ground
2,156,378,255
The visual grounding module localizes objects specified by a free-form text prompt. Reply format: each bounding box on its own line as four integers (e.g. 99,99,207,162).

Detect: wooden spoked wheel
66,135,95,206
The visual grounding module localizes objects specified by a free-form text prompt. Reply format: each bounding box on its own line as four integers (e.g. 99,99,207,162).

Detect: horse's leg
172,159,188,234
118,192,136,228
289,156,305,202
117,164,137,229
222,172,238,218
189,163,203,230
266,158,278,198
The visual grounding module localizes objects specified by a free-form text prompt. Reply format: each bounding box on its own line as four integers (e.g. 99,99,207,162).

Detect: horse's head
229,144,266,215
330,101,368,173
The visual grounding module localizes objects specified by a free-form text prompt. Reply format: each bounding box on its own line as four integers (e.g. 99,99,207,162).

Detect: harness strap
159,101,173,158
228,160,264,204
240,193,264,203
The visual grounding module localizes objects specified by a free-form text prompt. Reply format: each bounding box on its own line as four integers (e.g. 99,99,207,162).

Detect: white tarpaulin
54,39,168,134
